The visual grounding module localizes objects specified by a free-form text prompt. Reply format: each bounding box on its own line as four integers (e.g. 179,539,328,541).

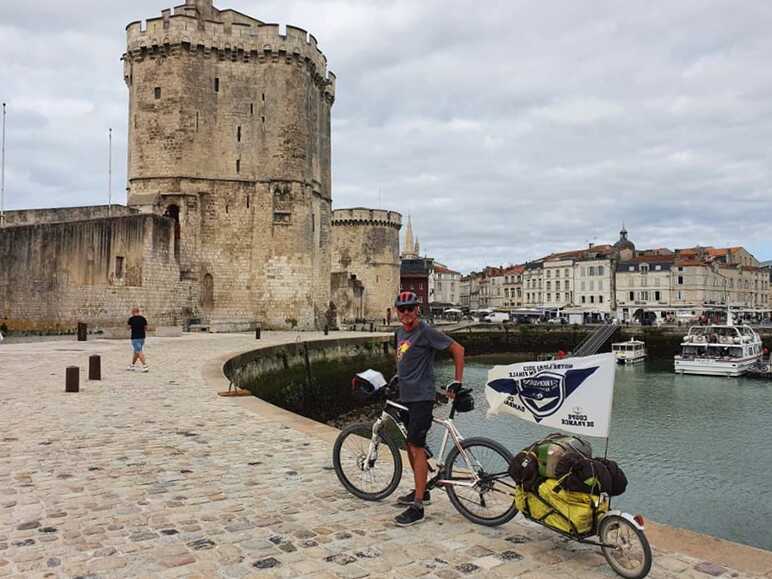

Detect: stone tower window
115,256,125,279
237,126,241,142
250,103,254,115
246,195,250,208
262,93,265,102
236,159,241,174
261,116,265,124
214,77,220,92
196,112,199,131
154,87,161,99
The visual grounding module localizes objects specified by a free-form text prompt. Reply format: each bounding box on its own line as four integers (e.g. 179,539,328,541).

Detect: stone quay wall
0,214,192,332
224,335,394,421
331,208,402,323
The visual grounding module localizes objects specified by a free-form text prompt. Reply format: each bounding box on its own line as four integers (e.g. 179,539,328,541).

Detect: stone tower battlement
125,1,335,99
332,208,402,229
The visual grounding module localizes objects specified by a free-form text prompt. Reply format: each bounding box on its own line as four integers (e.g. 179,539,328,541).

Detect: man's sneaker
395,504,424,527
397,489,431,506
127,365,136,371
141,365,149,373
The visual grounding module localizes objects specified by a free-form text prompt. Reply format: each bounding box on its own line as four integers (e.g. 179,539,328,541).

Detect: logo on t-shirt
397,339,412,362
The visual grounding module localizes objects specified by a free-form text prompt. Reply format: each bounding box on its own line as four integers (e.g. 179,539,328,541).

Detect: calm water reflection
432,357,771,550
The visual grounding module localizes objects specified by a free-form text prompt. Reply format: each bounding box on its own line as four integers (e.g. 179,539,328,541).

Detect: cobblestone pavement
1,332,770,579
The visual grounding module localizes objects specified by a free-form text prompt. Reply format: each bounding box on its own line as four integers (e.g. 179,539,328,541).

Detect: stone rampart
0,214,191,332
2,205,138,226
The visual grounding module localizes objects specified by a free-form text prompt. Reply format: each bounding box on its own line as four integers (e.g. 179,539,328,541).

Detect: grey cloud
2,0,771,273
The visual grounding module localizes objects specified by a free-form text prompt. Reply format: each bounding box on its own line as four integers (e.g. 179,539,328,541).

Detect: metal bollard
77,322,88,342
255,326,261,340
88,355,101,381
65,367,80,393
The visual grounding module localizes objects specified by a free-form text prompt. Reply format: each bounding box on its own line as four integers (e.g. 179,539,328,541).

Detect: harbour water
433,356,772,551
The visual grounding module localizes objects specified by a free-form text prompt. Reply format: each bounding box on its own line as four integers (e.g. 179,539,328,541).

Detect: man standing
127,307,149,372
393,291,465,527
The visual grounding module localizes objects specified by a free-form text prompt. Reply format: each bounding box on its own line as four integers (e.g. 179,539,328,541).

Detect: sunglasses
397,305,417,313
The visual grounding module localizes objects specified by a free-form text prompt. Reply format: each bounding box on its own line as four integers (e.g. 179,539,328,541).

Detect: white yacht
674,321,763,377
612,338,647,365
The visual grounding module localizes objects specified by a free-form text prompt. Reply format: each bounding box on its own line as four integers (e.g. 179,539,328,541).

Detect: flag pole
108,128,112,216
1,102,6,227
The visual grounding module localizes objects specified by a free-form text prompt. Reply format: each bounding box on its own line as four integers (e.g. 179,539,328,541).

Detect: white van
483,312,510,323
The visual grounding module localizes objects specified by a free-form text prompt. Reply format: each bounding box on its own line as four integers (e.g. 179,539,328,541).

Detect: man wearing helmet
393,290,465,526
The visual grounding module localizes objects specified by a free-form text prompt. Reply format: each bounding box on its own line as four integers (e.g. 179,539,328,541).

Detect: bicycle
332,374,518,526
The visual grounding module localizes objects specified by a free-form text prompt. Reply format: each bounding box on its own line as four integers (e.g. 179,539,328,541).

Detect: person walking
127,307,149,372
392,290,465,527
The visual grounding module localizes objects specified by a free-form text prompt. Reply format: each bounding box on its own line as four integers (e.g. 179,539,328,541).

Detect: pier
1,332,771,577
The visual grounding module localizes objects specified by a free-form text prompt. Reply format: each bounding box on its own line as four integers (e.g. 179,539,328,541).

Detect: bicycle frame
364,398,484,491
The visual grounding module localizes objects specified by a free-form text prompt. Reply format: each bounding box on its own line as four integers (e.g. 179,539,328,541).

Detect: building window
629,291,634,301
589,266,595,276
655,290,661,301
678,276,684,285
250,103,254,115
581,296,586,304
115,256,125,279
599,295,604,303
641,264,649,273
237,126,242,142
590,295,595,304
214,77,220,92
154,87,161,99
236,159,240,174
598,266,604,276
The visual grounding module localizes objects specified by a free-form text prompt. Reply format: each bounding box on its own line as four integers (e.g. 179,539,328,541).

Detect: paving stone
0,332,767,579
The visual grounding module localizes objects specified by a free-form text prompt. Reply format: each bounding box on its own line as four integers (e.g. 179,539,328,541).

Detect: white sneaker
141,366,149,373
127,365,136,371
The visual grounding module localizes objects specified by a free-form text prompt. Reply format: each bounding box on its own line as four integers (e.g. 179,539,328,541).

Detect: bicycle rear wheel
444,437,518,526
332,422,402,501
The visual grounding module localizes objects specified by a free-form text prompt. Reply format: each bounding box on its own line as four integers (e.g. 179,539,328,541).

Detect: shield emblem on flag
516,371,565,420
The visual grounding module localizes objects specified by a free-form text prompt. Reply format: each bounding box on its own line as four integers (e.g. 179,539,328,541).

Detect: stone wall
224,335,394,421
0,215,191,332
3,205,138,226
331,208,401,323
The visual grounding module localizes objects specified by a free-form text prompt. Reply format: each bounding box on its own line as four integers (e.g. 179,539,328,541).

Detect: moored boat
674,322,762,377
611,338,647,365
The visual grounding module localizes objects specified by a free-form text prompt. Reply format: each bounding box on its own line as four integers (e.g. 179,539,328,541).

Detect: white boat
674,322,763,377
612,338,647,364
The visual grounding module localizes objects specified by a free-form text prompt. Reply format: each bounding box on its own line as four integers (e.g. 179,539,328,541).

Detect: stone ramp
0,332,770,578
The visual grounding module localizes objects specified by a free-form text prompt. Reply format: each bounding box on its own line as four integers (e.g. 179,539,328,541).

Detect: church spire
402,215,416,258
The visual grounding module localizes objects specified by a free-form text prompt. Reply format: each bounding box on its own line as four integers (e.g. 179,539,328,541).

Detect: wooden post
65,367,80,393
88,355,101,381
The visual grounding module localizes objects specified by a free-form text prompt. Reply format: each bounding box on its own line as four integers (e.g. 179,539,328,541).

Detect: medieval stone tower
331,209,402,323
122,0,336,329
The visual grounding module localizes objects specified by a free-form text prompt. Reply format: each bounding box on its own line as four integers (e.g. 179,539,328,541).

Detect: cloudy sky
1,1,771,272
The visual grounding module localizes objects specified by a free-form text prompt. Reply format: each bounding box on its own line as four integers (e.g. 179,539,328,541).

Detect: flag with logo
485,353,616,438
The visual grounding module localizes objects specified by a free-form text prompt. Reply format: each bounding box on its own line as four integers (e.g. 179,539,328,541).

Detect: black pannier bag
508,450,540,492
597,458,628,496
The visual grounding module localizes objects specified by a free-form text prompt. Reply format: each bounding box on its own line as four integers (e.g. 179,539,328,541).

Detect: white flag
485,353,616,438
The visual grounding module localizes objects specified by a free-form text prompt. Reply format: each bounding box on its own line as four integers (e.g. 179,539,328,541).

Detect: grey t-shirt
396,321,454,402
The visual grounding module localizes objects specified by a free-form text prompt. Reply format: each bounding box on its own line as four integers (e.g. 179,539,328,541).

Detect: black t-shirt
128,315,148,340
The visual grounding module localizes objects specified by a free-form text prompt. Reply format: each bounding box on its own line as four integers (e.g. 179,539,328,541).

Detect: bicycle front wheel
332,422,402,501
444,437,518,526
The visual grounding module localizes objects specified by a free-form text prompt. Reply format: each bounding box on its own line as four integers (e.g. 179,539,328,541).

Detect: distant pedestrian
127,307,149,372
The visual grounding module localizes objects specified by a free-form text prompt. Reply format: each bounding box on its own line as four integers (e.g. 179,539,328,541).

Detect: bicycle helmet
453,389,475,413
395,291,419,307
